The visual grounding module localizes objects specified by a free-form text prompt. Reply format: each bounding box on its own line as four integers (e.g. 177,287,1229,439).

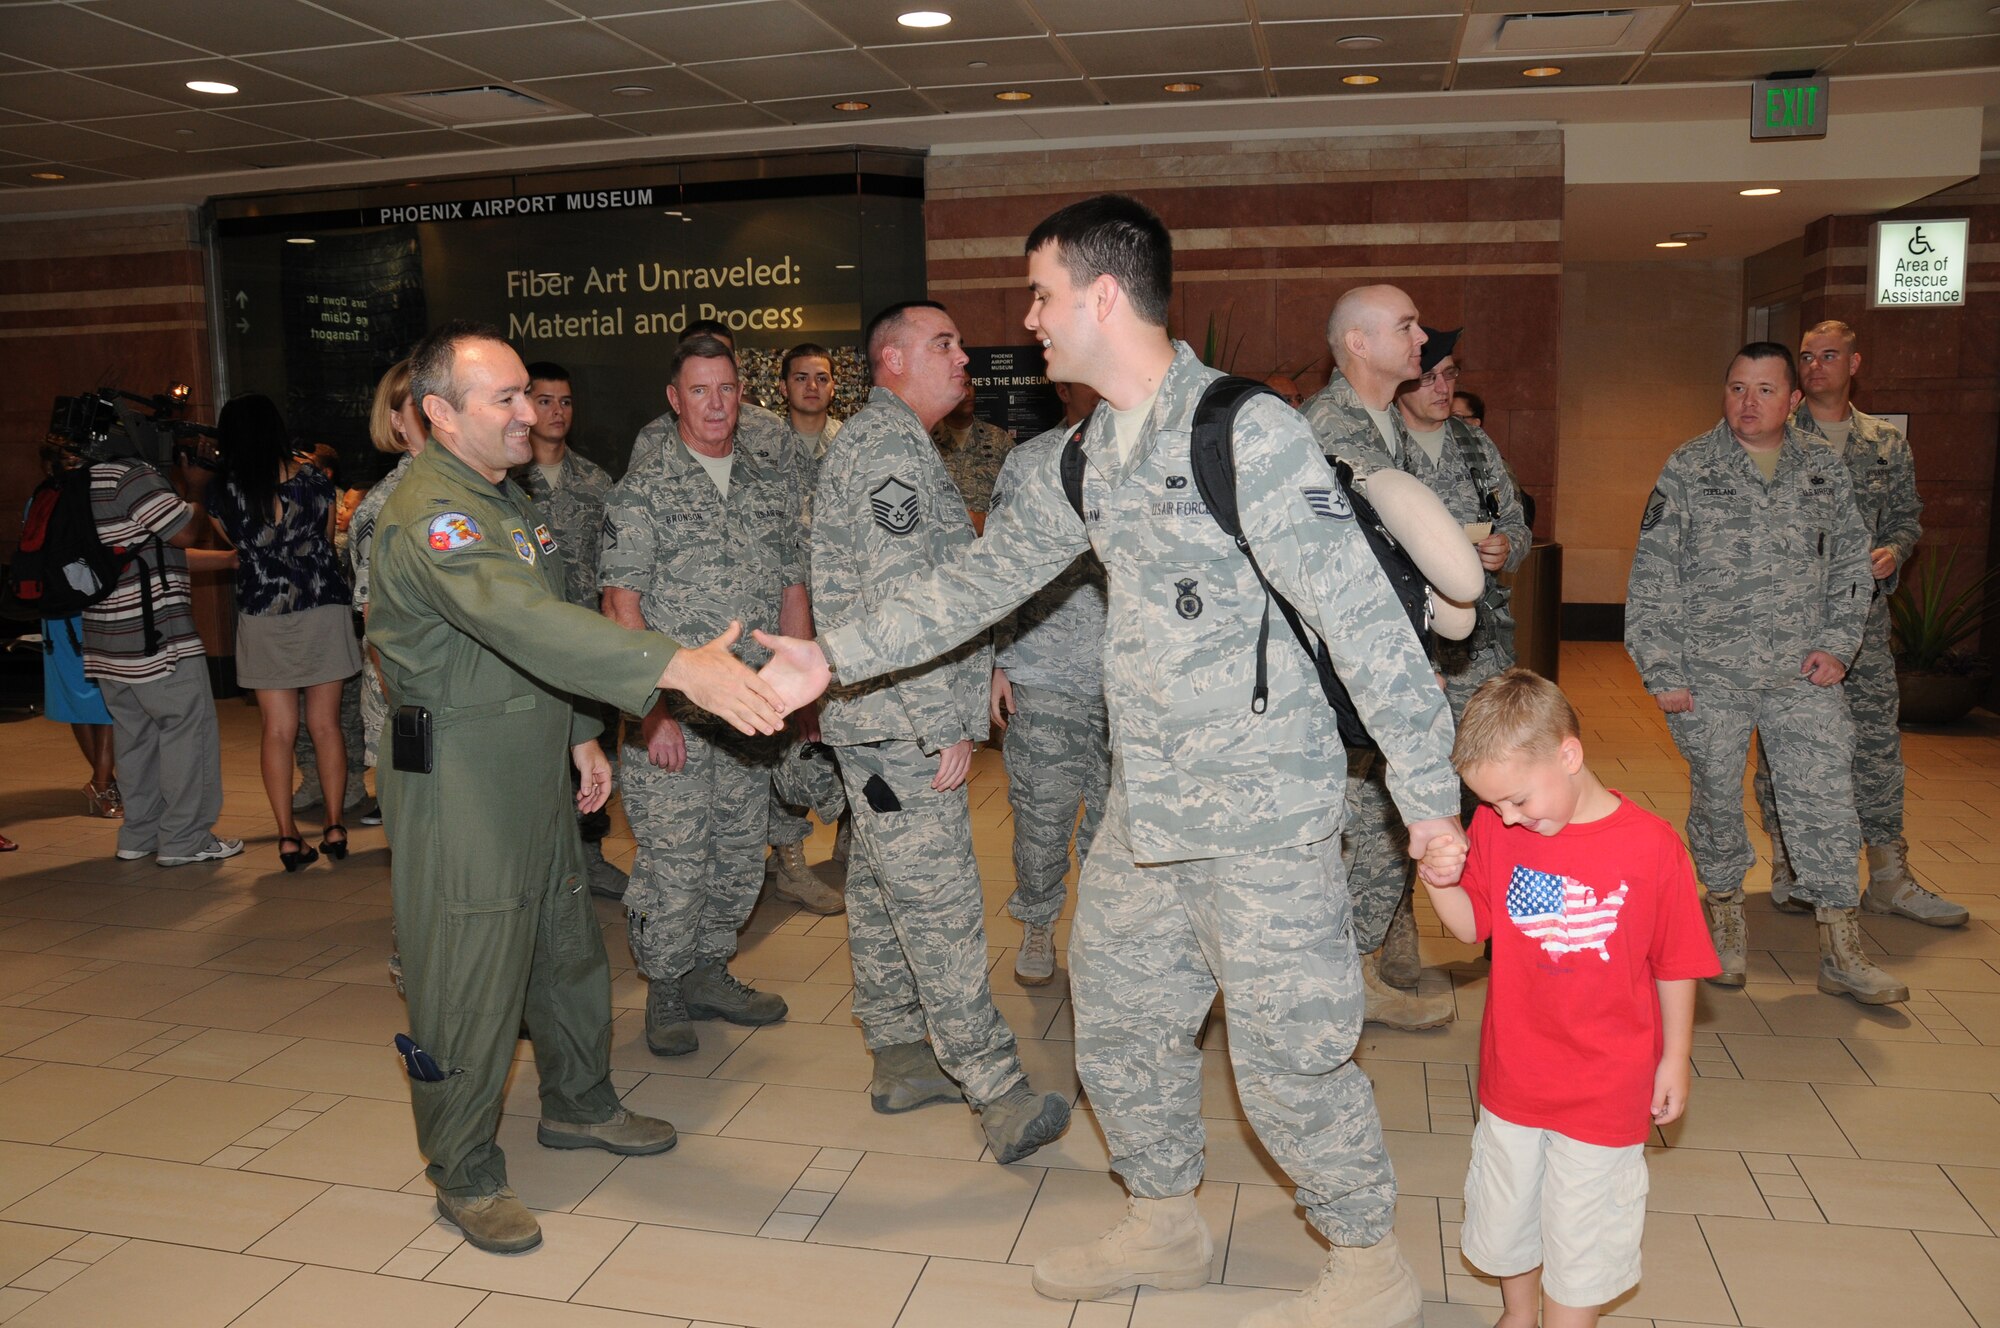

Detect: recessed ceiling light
663,209,684,217
967,60,988,69
185,80,238,95
1342,74,1380,86
831,99,871,111
994,89,1033,101
1162,81,1202,93
835,263,856,270
286,236,316,245
1740,186,1781,196
1336,35,1384,50
897,10,951,27
1655,240,1688,248
1670,230,1708,241
30,171,64,180
1522,66,1562,78
174,127,196,136
612,85,652,97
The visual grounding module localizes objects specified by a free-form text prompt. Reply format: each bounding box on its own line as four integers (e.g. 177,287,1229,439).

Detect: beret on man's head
1418,326,1461,376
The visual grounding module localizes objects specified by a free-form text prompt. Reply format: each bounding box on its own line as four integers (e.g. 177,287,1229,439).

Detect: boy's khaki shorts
1460,1109,1648,1308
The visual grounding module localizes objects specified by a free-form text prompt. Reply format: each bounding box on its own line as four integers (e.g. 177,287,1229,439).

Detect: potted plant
1888,548,1999,725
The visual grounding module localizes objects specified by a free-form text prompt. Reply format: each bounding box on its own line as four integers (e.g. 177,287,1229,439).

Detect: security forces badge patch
870,477,920,535
1175,578,1203,620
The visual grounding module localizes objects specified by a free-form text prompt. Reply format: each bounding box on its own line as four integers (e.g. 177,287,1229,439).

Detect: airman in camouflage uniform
809,212,1459,1324
813,302,1069,1164
1627,341,1907,1005
989,385,1111,987
930,387,1014,524
1751,321,1962,926
600,338,806,1054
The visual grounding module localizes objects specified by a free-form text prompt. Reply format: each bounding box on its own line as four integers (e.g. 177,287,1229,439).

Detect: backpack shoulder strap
1058,419,1089,523
1445,416,1502,518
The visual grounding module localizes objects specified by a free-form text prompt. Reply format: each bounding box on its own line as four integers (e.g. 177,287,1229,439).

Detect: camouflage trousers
768,740,847,848
1664,681,1860,909
836,738,1025,1106
1754,602,1903,852
1074,782,1395,1247
621,721,777,982
1001,684,1110,927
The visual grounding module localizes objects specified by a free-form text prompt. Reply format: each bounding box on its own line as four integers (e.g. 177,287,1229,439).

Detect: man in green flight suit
370,319,820,1255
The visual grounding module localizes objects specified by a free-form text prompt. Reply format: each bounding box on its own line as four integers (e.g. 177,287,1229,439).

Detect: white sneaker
114,847,153,861
158,837,244,867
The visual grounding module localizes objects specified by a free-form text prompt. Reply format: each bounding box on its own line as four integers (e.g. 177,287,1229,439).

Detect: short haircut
781,342,834,378
1804,319,1858,350
409,319,505,418
1453,389,1486,421
865,300,947,364
669,334,736,385
1025,194,1172,328
1731,340,1799,394
683,318,734,348
1452,667,1581,772
524,360,570,388
368,358,415,454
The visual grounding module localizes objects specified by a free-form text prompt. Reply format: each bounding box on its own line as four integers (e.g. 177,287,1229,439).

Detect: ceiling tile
870,37,1077,87
600,102,790,137
82,0,382,55
244,42,489,97
756,88,942,124
918,79,1102,112
0,121,158,162
794,0,1044,45
0,70,186,120
1657,0,1887,53
1061,25,1261,77
690,48,905,101
306,0,575,39
1831,33,2000,73
514,67,740,115
85,150,237,180
553,0,752,14
415,22,667,82
1261,17,1461,69
322,127,504,157
0,160,134,187
0,52,42,76
1452,54,1639,88
1871,0,2000,41
71,109,298,151
463,115,643,146
94,58,337,108
604,2,851,65
1271,63,1451,95
4,4,209,67
1260,0,1457,16
188,139,376,169
1036,0,1251,32
1631,46,1842,83
220,98,436,138
1091,71,1271,104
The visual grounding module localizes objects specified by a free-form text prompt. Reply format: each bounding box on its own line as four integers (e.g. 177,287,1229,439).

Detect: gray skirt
236,602,363,690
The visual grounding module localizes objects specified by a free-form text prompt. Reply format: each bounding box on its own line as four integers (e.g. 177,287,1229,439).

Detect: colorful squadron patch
509,529,536,563
1302,486,1353,521
428,512,482,551
534,523,558,554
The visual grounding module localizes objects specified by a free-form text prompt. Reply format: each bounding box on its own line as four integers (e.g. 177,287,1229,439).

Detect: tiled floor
0,641,1996,1327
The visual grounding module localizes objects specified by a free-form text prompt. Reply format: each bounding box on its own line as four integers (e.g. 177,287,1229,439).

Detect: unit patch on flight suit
428,513,482,551
510,529,536,563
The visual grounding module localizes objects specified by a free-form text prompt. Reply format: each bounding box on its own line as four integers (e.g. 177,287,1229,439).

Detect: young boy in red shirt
1419,667,1718,1327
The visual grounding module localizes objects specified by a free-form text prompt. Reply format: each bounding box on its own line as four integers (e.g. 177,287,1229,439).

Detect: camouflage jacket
510,448,616,610
930,416,1014,514
1626,420,1872,694
629,400,790,477
788,414,841,537
347,453,413,610
1791,401,1921,595
991,423,1107,697
819,342,1458,863
600,422,805,718
812,387,992,754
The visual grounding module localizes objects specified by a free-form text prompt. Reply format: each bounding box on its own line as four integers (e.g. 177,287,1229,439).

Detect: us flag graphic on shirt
1506,866,1630,961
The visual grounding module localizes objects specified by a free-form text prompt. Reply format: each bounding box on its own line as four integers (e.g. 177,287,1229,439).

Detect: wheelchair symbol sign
1906,227,1936,257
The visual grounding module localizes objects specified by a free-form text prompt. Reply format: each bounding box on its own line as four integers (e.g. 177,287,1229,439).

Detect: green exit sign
1752,75,1829,140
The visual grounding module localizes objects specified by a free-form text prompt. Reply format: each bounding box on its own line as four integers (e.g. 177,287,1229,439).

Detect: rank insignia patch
1302,486,1353,520
870,477,920,535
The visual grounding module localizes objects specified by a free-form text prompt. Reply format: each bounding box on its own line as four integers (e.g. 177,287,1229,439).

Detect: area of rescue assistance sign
1870,220,1970,308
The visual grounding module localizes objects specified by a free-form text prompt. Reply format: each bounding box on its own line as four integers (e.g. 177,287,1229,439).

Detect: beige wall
1556,259,1745,605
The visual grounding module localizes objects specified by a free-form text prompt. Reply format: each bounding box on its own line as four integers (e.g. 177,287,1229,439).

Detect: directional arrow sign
234,290,249,308
236,317,249,333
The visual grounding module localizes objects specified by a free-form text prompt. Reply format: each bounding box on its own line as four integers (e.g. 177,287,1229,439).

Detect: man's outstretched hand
659,622,786,736
752,630,832,715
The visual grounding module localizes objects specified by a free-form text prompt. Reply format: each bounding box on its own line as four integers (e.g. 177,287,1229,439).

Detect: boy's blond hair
1452,667,1580,771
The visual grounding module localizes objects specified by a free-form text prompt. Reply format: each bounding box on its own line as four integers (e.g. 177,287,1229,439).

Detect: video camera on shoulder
49,382,217,469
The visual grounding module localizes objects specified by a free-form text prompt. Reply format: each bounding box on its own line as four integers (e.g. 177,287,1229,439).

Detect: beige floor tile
137,1028,295,1080
711,1021,874,1092
0,1062,167,1144
262,982,411,1044
611,1071,761,1136
812,1151,1043,1259
202,898,363,943
141,972,337,1034
490,1112,623,1213
1859,917,2000,961
1643,1144,1770,1216
1945,1164,2000,1234
1349,1015,1482,1065
23,962,222,1020
1128,1282,1300,1326
46,926,249,967
1936,989,2000,1042
1701,1213,1976,1327
1655,1076,1855,1157
245,1184,441,1272
1593,1211,1736,1323
574,1134,815,1234
302,948,398,987
1016,1036,1081,1104
1916,1231,2000,1325
0,1222,82,1285
0,924,95,959
605,1010,752,1078
1355,1057,1430,1134
234,1035,413,1101
895,1256,1077,1327
730,932,843,983
57,1076,302,1163
1815,1082,2000,1168
0,1008,81,1057
750,980,852,1025
244,1095,426,1190
1847,1038,2000,1092
1718,1031,1872,1083
721,1083,989,1161
1691,983,1778,1035
9,1015,175,1066
1220,1181,1328,1292
1011,1166,1234,1282
4,1239,294,1328
0,1152,323,1250
1777,952,2000,995
426,1209,633,1300
1744,985,1934,1040
0,956,88,1004
1382,1130,1473,1199
0,1142,91,1211
461,1294,694,1328
232,1263,484,1326
1794,1155,1991,1233
574,1222,926,1328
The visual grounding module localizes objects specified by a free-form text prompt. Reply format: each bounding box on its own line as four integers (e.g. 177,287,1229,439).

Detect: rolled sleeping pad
1357,468,1485,604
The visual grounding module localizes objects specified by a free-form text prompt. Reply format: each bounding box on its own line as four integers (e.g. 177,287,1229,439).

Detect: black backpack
1059,375,1432,751
3,464,163,654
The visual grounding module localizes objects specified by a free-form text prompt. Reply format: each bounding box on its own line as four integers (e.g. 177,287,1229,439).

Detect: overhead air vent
1495,11,1636,52
372,85,568,127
